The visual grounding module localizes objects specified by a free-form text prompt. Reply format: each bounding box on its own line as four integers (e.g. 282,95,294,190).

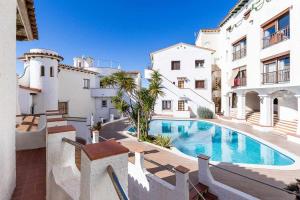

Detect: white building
17,49,141,122
196,0,300,136
145,43,216,118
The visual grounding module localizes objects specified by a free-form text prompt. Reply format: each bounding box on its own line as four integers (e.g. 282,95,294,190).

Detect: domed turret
21,48,63,113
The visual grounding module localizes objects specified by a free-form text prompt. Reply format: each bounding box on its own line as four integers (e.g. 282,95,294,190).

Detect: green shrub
197,106,215,119
140,134,156,143
91,122,102,131
154,135,172,149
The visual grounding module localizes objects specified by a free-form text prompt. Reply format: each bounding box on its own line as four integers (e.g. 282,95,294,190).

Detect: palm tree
101,70,164,138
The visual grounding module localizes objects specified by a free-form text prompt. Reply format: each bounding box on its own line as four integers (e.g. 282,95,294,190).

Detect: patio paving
97,118,299,200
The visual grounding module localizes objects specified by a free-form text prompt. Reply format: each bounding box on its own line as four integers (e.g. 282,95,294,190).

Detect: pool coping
124,117,300,170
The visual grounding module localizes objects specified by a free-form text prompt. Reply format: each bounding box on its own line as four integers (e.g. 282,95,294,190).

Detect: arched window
50,67,54,77
41,66,45,77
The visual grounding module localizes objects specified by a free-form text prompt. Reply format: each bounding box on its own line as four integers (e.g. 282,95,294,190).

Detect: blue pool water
144,120,294,166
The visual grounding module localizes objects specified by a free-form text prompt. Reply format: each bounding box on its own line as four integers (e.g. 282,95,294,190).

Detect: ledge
47,118,65,122
198,154,210,160
83,140,129,161
174,165,190,174
47,125,76,134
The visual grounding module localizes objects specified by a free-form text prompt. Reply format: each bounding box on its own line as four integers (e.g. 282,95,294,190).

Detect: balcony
90,88,118,97
262,68,290,84
232,47,247,61
232,77,247,88
263,26,290,48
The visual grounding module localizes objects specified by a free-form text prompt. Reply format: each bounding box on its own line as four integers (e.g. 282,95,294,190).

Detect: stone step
274,126,297,134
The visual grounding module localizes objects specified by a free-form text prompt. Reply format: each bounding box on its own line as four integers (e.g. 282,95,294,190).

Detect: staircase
274,116,297,135
189,182,218,200
246,111,260,125
230,108,237,118
245,112,298,135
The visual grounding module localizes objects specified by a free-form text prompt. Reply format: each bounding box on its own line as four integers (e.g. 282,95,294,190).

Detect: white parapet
197,155,259,200
128,150,190,200
46,125,78,200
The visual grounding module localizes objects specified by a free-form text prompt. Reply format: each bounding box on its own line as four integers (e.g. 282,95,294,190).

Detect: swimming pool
144,119,294,166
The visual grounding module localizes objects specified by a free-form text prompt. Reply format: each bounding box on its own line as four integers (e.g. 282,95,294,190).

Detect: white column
223,95,230,117
259,94,273,127
296,95,300,135
92,130,99,143
237,94,246,120
174,166,190,200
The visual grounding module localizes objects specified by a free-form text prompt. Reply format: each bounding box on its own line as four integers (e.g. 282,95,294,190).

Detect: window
41,66,45,77
102,100,107,108
195,60,205,68
162,100,172,110
83,79,90,89
232,37,247,61
195,80,205,89
100,81,104,88
178,80,184,88
262,54,290,84
262,11,290,48
171,61,180,70
58,102,68,114
50,67,54,77
178,100,185,111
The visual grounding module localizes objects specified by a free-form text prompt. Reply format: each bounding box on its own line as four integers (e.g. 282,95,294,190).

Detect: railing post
134,149,145,170
174,165,190,200
80,140,129,200
197,154,214,186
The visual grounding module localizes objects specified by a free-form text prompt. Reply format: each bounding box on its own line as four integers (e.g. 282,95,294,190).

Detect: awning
177,77,187,81
230,69,240,86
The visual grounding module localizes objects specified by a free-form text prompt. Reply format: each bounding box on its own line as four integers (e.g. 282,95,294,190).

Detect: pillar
223,95,230,117
174,166,190,200
296,95,300,135
80,140,129,200
237,93,246,120
259,94,273,127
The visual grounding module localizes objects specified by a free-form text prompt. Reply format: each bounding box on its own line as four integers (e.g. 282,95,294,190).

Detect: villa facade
196,0,300,139
145,43,218,118
17,49,141,122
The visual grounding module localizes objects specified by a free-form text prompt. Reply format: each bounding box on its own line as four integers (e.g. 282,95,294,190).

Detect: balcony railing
262,68,290,84
232,47,247,61
263,26,290,48
232,77,247,88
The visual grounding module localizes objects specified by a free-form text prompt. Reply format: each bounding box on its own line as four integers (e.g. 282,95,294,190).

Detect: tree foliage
101,70,164,139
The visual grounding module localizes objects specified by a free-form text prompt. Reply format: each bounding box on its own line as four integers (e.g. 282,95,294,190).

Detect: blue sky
17,0,236,75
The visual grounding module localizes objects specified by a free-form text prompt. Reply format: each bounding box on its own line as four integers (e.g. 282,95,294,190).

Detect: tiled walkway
98,119,299,200
12,148,46,200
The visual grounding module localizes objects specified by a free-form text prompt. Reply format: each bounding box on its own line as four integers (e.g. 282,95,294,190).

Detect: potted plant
91,122,102,143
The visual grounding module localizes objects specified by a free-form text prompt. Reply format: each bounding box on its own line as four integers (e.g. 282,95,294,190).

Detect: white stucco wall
150,43,214,116
198,0,300,115
18,88,33,114
58,68,96,118
0,0,16,199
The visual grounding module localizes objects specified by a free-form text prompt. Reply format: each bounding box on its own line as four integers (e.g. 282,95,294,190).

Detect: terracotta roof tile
47,125,76,134
83,140,129,161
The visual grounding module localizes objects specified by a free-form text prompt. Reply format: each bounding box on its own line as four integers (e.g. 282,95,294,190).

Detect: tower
21,49,63,113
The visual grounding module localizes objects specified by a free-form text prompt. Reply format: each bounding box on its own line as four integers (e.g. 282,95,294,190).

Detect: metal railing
62,137,84,149
262,68,290,84
232,77,247,88
208,163,297,197
188,179,206,200
107,165,129,200
232,47,247,61
263,26,290,48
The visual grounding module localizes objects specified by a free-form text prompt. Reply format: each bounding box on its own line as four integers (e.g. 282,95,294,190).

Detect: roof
219,0,249,27
127,71,140,75
59,64,99,75
151,42,215,56
201,28,220,33
17,0,38,41
19,85,41,93
19,51,64,61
